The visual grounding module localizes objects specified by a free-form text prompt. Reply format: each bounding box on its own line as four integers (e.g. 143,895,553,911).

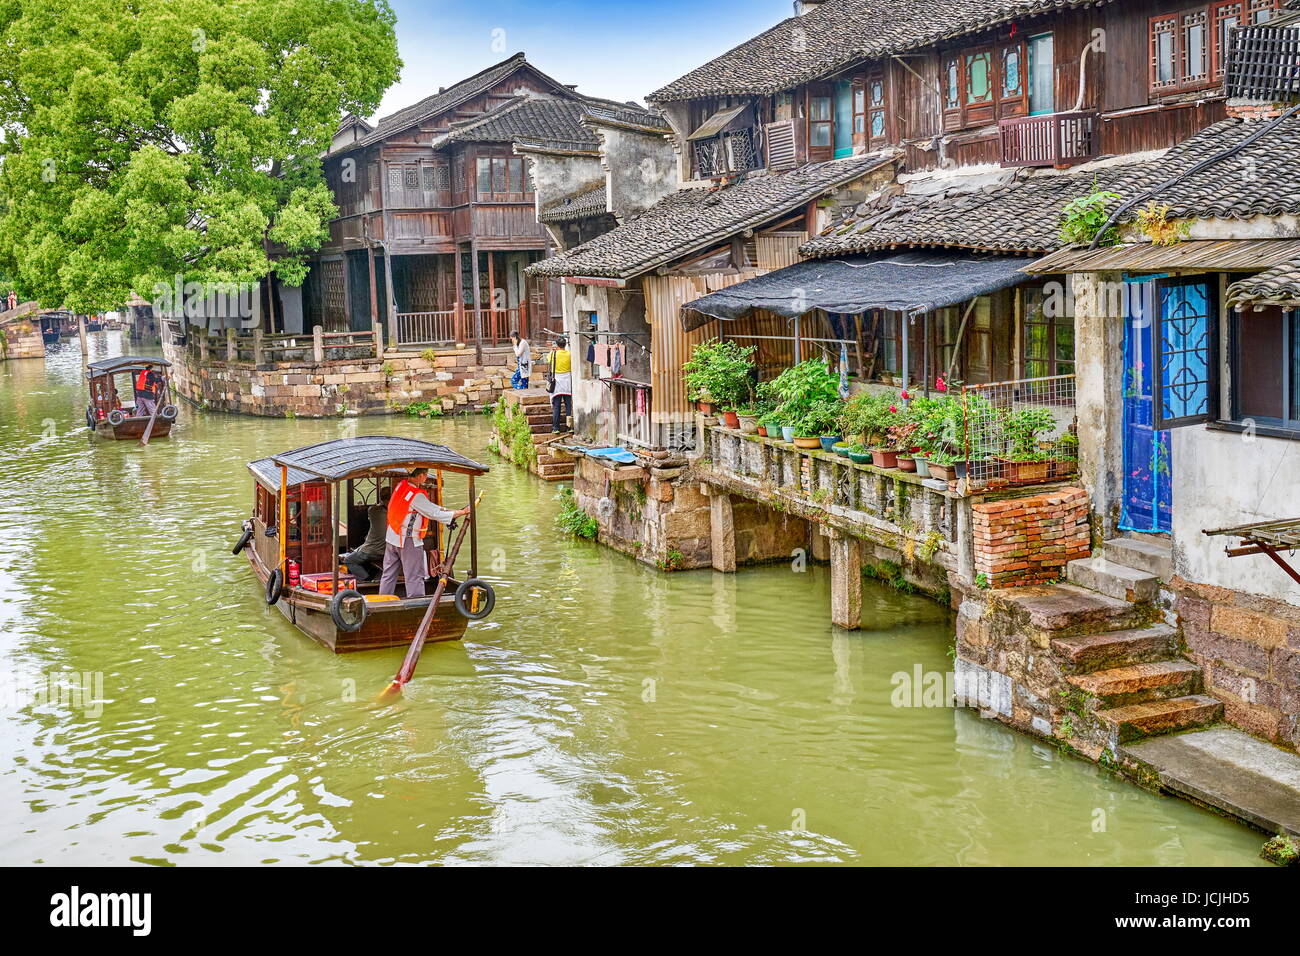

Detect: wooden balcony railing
395,304,533,348
999,111,1100,169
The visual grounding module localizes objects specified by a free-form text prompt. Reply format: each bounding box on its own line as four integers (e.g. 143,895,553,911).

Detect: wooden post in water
226,326,236,363
77,314,88,355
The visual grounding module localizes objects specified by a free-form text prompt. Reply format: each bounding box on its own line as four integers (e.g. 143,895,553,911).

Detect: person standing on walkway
510,330,531,389
548,335,572,434
379,469,470,598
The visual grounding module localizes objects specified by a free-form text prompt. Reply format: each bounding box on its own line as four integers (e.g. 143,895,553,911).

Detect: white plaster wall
1172,426,1300,604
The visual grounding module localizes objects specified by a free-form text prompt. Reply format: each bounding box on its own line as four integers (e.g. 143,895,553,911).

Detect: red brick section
1226,100,1290,122
972,487,1090,588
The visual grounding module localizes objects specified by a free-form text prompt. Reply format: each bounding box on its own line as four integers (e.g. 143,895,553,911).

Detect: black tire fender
108,409,126,426
265,568,284,605
232,528,254,555
329,589,368,633
454,578,496,620
86,408,96,430
160,404,178,422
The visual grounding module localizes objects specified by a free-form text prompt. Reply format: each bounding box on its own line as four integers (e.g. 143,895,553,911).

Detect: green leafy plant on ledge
1059,180,1122,247
656,547,686,572
405,400,443,418
493,401,536,468
555,487,598,539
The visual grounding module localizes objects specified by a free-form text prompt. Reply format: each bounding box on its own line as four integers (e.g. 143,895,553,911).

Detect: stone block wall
570,457,810,570
163,339,535,417
1174,577,1300,749
0,316,44,361
972,487,1090,588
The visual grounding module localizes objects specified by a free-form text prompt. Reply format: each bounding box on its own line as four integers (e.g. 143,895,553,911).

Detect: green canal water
0,333,1266,866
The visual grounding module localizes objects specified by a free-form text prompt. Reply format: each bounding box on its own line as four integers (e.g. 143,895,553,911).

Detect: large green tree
0,0,400,310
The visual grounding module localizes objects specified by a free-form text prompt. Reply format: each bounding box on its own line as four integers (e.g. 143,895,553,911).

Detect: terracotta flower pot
896,455,917,472
928,462,957,482
757,425,769,437
870,448,898,469
722,410,740,429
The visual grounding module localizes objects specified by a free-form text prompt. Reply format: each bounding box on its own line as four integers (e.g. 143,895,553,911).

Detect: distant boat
84,356,177,440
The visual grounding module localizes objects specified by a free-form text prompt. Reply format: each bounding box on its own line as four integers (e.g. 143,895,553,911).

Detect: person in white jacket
510,330,531,388
379,469,470,598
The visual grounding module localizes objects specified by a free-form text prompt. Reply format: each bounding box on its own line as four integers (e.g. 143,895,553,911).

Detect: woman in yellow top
548,335,572,434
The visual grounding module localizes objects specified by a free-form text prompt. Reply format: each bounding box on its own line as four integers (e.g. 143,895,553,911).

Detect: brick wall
0,316,44,361
1174,577,1300,749
972,487,1090,588
163,339,535,417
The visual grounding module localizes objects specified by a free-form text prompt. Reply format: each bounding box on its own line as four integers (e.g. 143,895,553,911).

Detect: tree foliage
0,0,401,310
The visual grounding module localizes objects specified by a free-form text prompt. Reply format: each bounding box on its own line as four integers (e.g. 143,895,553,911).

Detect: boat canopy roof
248,436,490,488
86,355,171,378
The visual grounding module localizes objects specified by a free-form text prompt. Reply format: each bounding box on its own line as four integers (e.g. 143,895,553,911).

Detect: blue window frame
1153,277,1218,429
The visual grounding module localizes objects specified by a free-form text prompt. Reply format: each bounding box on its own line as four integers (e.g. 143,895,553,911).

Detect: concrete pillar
709,490,736,573
312,324,325,363
956,498,975,585
253,328,264,366
226,326,236,363
829,529,862,631
1072,271,1125,541
811,523,830,562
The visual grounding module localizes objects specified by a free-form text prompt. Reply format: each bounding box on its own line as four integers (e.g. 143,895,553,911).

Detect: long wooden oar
378,492,483,700
139,374,163,447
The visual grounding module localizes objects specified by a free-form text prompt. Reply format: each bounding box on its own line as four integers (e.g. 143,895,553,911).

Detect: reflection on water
0,333,1263,865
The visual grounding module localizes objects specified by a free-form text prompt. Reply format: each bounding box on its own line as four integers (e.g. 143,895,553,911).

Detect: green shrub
1059,180,1122,247
555,487,598,539
683,338,756,409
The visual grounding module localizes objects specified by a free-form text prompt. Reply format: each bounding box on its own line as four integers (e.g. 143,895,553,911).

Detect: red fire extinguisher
287,559,300,588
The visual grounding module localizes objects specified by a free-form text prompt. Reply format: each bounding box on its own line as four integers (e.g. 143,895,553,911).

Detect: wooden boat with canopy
235,436,495,654
84,355,177,440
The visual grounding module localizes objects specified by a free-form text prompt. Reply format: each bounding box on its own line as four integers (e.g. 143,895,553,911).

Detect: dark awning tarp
249,436,489,488
681,252,1039,330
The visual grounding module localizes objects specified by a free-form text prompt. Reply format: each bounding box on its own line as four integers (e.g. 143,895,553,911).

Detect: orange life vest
386,479,429,543
135,369,157,394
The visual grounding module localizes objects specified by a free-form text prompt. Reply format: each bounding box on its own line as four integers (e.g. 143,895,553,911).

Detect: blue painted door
1121,279,1172,533
834,81,854,158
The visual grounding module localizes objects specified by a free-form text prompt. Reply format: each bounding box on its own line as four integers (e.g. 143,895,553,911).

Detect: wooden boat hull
247,548,468,653
93,416,173,441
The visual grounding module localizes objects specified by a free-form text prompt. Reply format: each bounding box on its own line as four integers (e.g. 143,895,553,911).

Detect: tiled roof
1227,258,1300,309
649,0,1113,102
1106,115,1300,223
803,169,1121,256
527,154,894,279
581,103,672,133
538,183,609,223
434,96,601,153
329,53,534,156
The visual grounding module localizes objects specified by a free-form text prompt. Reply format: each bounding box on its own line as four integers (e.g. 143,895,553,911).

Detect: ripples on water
0,333,1263,865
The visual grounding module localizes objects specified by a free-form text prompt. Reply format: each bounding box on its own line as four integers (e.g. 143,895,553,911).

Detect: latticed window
1183,10,1210,83
965,51,994,104
1152,16,1179,88
692,129,759,178
1151,1,1281,92
1002,46,1023,97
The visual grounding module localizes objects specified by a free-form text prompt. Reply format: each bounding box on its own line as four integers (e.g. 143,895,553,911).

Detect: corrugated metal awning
1021,239,1300,275
686,104,751,141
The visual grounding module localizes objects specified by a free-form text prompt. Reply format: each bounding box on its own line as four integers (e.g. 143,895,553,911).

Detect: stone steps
1103,536,1173,580
1068,660,1203,709
999,583,1155,637
1066,555,1160,603
1095,694,1223,744
1051,624,1179,673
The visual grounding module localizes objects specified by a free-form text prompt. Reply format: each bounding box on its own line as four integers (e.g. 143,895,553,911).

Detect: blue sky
376,0,793,118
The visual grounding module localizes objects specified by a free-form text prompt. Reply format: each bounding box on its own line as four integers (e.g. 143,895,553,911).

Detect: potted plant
888,421,920,472
846,443,872,465
999,406,1057,483
1052,430,1079,478
791,410,825,449
799,399,844,452
684,338,756,420
926,451,959,482
769,359,840,435
735,406,760,434
757,409,783,438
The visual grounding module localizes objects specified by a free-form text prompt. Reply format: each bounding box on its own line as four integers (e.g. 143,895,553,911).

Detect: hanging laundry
635,385,647,416
593,342,611,367
610,343,624,377
586,340,596,364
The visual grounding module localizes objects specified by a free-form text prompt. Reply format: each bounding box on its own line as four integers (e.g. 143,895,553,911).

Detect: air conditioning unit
764,118,806,172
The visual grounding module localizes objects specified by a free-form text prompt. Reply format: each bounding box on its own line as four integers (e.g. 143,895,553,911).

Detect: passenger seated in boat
341,486,390,582
380,468,470,598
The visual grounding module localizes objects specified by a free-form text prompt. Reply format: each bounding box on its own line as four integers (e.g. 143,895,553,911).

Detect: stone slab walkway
1121,726,1300,838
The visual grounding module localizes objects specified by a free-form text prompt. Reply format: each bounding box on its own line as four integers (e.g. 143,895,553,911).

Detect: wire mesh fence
961,374,1078,488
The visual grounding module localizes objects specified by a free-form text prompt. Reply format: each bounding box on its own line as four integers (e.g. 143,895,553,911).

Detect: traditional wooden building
304,53,667,351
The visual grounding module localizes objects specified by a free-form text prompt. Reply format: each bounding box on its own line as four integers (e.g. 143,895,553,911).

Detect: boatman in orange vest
134,367,163,417
379,468,470,598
